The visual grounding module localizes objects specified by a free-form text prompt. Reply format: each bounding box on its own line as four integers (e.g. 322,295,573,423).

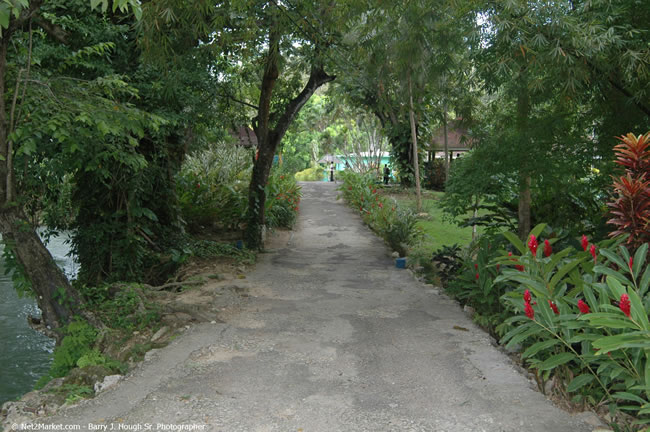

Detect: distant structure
430,119,474,160
230,126,258,148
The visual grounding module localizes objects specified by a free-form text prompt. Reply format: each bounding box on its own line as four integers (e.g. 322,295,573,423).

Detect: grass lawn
385,189,481,261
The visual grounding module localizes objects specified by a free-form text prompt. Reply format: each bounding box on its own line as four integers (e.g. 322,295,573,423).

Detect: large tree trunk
517,175,532,240
408,72,422,213
0,34,84,337
245,26,334,249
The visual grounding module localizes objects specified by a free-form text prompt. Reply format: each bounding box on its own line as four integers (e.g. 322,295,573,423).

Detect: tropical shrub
176,143,252,231
496,225,650,424
608,132,650,250
338,171,420,256
423,158,447,191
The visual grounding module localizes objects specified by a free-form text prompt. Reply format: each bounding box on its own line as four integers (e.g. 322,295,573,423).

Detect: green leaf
613,392,647,404
607,276,628,300
600,248,627,270
0,4,10,29
640,265,650,298
503,231,526,255
549,256,587,293
633,243,648,279
529,223,546,239
567,374,595,392
628,289,649,330
522,339,560,358
536,352,575,371
579,313,639,330
594,265,632,286
592,333,650,352
90,0,102,10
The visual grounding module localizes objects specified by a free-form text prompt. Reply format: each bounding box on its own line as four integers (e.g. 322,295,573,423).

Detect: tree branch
271,65,335,142
33,16,68,44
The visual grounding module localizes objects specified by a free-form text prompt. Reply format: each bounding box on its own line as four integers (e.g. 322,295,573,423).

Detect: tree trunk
443,104,449,181
408,72,421,213
517,175,532,240
245,26,334,249
0,208,85,335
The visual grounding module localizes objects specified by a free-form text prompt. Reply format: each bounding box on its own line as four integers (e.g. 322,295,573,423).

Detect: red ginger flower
515,264,525,272
619,294,631,318
589,244,597,263
577,299,590,314
474,263,478,269
548,300,559,315
581,235,589,251
475,273,480,281
524,290,532,304
629,256,634,271
525,302,535,319
528,235,538,255
543,239,552,257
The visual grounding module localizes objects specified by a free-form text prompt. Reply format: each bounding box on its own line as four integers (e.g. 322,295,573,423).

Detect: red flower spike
528,235,538,255
543,239,552,257
619,294,631,317
524,290,531,303
629,256,634,271
474,263,478,270
508,251,513,257
475,273,480,281
516,264,525,272
548,300,559,315
581,235,589,251
578,299,590,314
496,264,500,272
525,302,535,320
589,244,597,263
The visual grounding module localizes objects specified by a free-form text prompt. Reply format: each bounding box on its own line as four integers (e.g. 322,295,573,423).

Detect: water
0,232,77,407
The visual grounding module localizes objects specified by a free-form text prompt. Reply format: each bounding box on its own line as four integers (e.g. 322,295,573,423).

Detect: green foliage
49,383,95,405
265,170,302,229
495,226,650,423
338,171,421,256
445,234,517,337
79,283,160,331
49,321,98,379
295,165,325,182
423,158,446,191
188,239,255,264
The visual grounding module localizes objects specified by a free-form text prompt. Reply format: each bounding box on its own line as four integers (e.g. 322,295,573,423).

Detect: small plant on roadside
265,170,302,229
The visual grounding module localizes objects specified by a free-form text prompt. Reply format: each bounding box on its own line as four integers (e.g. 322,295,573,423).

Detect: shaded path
47,182,594,431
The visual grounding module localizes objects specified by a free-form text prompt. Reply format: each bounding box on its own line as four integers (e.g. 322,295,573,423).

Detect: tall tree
0,0,141,334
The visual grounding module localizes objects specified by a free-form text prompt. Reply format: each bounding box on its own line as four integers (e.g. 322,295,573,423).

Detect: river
0,232,77,407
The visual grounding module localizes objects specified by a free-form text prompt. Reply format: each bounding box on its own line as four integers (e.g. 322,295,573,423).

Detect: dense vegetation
0,0,648,427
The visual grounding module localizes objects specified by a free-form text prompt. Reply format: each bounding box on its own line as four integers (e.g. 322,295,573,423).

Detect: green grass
387,189,481,259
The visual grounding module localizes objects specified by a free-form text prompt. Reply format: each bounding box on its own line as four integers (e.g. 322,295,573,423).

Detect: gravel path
43,181,597,432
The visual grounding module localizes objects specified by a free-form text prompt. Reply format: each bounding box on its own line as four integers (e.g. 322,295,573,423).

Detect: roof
230,126,258,148
431,119,474,151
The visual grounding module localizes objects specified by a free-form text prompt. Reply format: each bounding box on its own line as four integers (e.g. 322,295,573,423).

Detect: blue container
395,257,407,268
235,240,244,249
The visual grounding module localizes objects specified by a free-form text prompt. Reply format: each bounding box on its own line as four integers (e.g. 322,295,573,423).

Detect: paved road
46,182,594,432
